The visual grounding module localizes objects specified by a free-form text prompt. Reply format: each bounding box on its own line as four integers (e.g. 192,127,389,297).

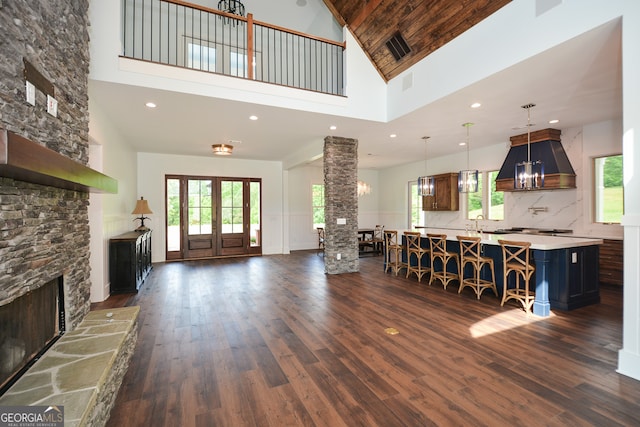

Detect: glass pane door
249,181,261,247
166,178,181,258
186,179,215,258
219,180,245,256
165,176,261,260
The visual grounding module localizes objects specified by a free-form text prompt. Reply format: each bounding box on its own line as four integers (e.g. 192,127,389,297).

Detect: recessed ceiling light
249,115,258,120
470,102,481,108
549,119,560,124
145,102,156,108
329,125,337,130
459,142,466,146
390,134,397,138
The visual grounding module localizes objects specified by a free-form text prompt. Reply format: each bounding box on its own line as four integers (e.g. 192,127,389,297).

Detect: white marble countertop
403,227,603,250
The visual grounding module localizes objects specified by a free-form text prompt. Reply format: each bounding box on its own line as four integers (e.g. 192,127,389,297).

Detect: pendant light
515,103,544,190
458,122,478,193
417,136,435,196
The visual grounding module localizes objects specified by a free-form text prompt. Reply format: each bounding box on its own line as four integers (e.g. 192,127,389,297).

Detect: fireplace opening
0,276,65,396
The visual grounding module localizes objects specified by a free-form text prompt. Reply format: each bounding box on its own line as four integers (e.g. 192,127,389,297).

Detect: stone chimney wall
0,1,92,329
323,136,359,274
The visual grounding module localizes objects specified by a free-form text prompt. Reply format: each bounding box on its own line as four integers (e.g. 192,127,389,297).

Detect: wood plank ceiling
322,0,512,81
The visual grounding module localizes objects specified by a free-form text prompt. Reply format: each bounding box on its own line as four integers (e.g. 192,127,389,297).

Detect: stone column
323,136,358,274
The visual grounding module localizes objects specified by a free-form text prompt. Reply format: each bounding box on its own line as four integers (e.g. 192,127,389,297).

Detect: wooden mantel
0,127,117,193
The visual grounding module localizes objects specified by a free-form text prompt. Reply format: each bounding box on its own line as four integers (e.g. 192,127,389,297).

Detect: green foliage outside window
167,179,180,226
596,155,623,223
467,174,483,219
312,184,325,228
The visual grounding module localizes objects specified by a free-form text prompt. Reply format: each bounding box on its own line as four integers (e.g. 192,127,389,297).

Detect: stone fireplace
0,0,107,396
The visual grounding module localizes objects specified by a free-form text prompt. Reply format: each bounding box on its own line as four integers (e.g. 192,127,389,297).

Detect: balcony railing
121,0,346,96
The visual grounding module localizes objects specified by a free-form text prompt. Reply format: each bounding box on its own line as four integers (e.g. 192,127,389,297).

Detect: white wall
88,96,139,302
136,152,283,261
288,165,323,251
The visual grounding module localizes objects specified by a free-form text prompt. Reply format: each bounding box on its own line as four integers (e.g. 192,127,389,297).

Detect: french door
166,175,261,260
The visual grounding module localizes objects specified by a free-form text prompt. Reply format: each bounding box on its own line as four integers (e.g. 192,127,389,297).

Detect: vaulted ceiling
321,0,512,81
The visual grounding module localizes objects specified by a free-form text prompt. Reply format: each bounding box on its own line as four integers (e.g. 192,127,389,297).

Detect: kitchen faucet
475,214,485,232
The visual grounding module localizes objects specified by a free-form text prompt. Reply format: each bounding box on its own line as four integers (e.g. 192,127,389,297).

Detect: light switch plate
337,218,346,225
26,81,35,105
47,95,57,117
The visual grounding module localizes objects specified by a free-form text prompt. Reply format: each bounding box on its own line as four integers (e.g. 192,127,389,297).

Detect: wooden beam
0,128,118,193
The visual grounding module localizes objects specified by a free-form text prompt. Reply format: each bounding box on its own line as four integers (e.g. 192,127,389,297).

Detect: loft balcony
121,0,346,96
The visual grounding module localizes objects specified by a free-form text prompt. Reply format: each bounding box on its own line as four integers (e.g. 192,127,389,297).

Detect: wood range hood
495,128,576,192
0,127,117,193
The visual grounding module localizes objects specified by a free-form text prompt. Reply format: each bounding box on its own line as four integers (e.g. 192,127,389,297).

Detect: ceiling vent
386,32,411,61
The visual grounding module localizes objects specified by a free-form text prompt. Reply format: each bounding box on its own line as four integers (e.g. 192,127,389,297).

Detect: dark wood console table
109,230,152,293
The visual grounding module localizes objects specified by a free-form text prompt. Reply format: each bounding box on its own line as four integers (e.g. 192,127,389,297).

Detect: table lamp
132,197,153,231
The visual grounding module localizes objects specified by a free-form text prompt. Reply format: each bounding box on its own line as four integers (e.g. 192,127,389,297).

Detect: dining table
358,228,380,256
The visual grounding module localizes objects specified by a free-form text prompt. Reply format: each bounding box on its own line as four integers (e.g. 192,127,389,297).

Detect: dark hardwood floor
93,251,640,426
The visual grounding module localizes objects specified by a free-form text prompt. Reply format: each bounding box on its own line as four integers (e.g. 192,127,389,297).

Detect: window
594,154,623,223
166,178,181,252
312,184,325,229
466,171,504,221
187,42,216,72
488,171,504,220
249,181,261,246
409,181,424,229
467,173,483,220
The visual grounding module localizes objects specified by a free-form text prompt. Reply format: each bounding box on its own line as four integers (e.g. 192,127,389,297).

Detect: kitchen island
400,228,603,317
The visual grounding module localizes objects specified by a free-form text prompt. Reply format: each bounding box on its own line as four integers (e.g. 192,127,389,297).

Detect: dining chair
316,227,325,256
372,225,385,255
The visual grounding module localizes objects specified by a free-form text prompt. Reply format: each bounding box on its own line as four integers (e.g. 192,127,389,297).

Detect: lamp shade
132,197,153,215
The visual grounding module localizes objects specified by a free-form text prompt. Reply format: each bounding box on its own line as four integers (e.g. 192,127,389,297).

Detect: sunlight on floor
469,309,556,338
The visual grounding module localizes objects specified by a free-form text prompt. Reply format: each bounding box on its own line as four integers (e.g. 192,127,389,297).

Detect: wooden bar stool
457,235,498,299
405,231,430,282
428,233,459,289
384,230,407,275
499,240,536,314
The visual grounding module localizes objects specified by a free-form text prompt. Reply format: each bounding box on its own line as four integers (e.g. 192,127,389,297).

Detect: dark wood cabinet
109,230,152,293
599,239,623,285
422,173,459,211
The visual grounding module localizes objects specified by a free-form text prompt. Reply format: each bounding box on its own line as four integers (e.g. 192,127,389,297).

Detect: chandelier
357,180,371,196
515,103,544,190
218,0,245,16
458,123,478,193
417,136,434,196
